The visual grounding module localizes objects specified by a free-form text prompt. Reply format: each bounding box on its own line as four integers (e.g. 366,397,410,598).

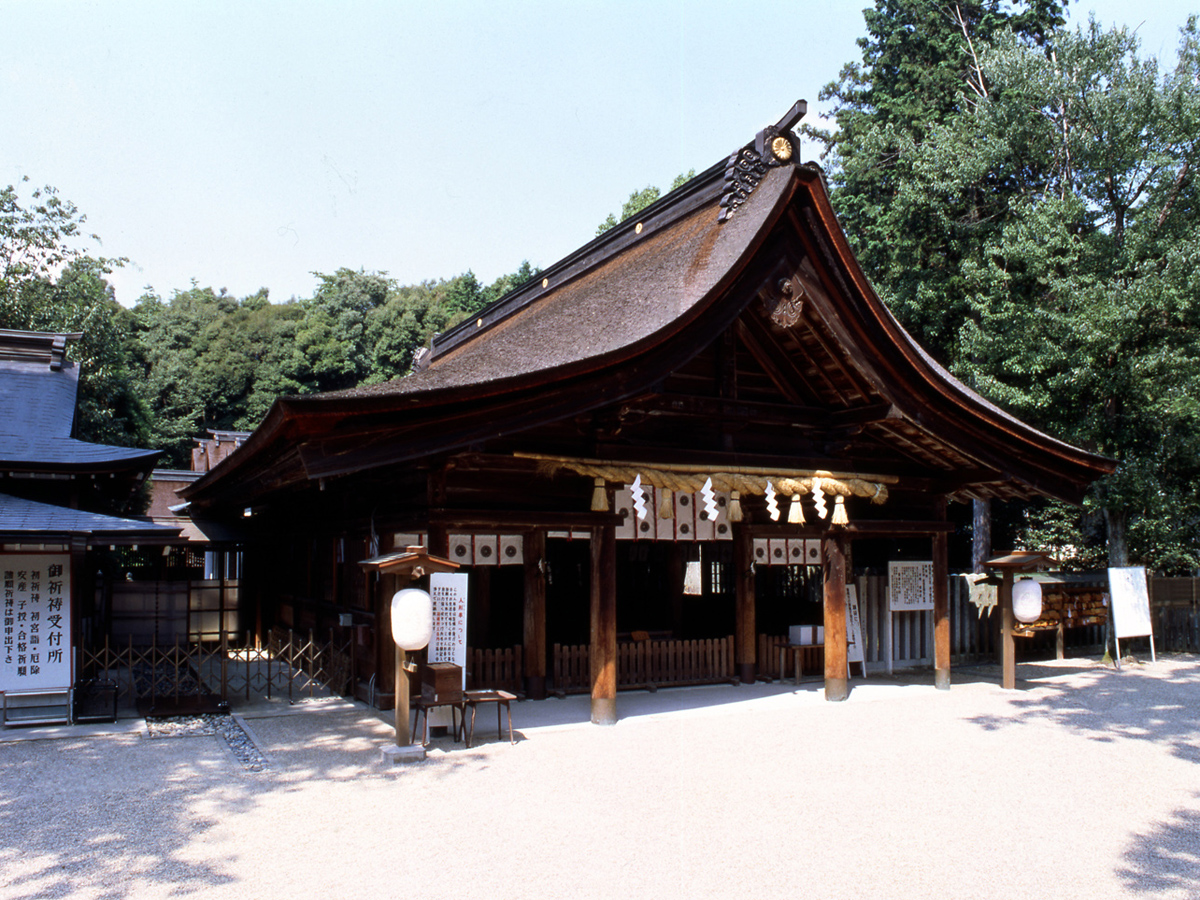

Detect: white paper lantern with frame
1013,578,1043,623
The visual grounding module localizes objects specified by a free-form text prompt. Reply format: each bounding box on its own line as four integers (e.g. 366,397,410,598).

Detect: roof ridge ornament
718,100,807,223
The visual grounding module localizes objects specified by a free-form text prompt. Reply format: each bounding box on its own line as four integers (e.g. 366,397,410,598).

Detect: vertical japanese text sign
2,554,71,693
428,572,469,687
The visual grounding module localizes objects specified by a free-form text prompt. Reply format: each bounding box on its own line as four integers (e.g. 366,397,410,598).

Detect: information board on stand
1108,566,1156,663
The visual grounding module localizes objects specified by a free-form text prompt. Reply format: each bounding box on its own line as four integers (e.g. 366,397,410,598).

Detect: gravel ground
2,655,1199,900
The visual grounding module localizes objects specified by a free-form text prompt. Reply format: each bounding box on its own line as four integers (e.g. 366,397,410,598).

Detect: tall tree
596,170,696,235
898,19,1200,570
0,180,146,447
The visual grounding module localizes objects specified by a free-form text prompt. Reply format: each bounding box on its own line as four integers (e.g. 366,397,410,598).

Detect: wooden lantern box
422,662,463,703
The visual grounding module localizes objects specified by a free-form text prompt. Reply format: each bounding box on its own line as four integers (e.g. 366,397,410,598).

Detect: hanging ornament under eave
765,480,780,521
701,478,719,521
631,474,648,521
787,493,805,524
831,495,849,525
659,489,674,519
812,477,827,519
1013,578,1043,623
729,490,743,522
591,477,608,512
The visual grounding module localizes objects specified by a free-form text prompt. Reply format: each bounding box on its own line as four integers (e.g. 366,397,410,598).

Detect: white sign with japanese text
888,561,935,611
2,554,71,693
428,572,469,684
847,584,865,668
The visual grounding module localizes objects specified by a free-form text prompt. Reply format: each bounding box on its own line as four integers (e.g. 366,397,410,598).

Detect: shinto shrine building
182,103,1113,724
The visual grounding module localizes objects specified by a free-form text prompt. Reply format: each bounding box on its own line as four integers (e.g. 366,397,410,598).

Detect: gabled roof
184,105,1113,509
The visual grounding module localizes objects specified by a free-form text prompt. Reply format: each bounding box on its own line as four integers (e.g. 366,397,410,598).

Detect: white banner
2,554,71,693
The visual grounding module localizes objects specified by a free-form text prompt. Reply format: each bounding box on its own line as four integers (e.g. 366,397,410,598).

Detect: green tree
0,180,146,447
844,16,1200,571
596,170,696,235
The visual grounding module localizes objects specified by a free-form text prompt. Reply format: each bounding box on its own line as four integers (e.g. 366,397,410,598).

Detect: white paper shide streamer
631,474,648,521
811,477,827,519
765,480,780,521
701,477,719,521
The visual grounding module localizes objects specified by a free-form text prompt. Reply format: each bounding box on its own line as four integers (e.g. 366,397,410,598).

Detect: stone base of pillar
824,676,849,702
591,697,617,725
934,668,951,690
380,743,426,764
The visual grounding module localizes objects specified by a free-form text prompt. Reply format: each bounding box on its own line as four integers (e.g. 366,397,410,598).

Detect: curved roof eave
792,169,1114,491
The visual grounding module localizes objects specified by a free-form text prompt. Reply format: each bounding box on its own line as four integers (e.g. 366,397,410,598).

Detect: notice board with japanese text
2,554,71,694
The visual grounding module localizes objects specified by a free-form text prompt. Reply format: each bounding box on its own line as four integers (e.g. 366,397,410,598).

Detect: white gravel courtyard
2,655,1199,900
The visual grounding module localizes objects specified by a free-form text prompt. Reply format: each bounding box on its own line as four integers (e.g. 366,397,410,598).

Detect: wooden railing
551,636,736,694
465,645,523,692
77,629,354,709
553,643,591,694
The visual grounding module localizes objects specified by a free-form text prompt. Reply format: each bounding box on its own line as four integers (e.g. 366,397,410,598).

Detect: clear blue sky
2,1,1196,306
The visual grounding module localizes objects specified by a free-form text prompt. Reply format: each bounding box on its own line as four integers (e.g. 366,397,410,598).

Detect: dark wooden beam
734,316,811,405
841,520,957,536
430,509,621,529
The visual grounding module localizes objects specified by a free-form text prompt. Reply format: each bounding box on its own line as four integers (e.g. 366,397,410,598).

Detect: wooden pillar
395,646,411,745
822,534,849,701
70,536,87,688
427,523,449,559
1000,569,1016,690
375,571,398,709
667,543,686,637
472,566,492,648
932,531,951,690
523,528,547,700
733,524,756,684
933,498,951,690
590,523,617,725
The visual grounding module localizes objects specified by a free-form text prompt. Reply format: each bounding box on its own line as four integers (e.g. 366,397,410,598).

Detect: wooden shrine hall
182,102,1113,724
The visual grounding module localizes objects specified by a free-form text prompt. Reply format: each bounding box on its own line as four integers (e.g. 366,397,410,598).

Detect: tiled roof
0,493,179,538
0,434,159,468
0,364,79,438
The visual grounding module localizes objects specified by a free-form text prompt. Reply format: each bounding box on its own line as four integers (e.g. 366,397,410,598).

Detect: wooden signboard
1108,566,1156,663
846,584,865,677
1,554,72,694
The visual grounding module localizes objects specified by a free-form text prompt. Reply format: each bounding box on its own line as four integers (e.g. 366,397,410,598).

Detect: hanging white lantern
1012,578,1043,624
391,588,433,651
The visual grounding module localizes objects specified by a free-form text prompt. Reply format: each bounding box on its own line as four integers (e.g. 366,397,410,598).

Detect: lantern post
986,551,1057,691
359,547,460,763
